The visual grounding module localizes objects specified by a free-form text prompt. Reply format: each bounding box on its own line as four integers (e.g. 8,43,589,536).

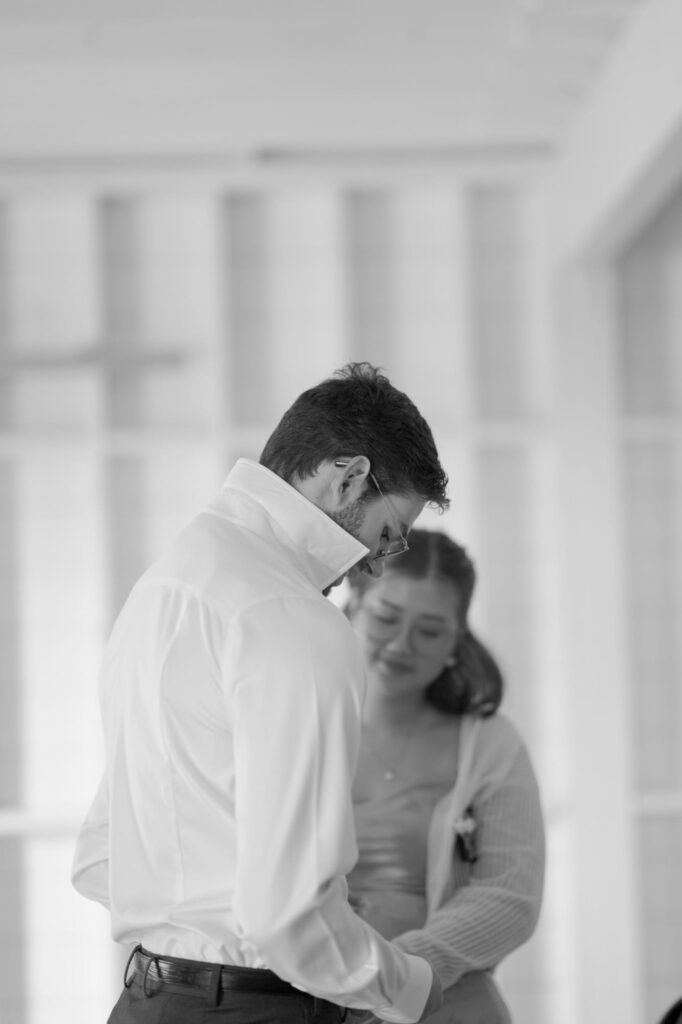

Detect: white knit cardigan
393,711,546,991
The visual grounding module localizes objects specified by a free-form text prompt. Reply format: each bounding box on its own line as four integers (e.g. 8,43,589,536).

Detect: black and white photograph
0,3,681,1023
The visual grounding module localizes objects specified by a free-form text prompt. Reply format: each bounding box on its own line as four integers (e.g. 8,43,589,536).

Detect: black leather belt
126,946,299,998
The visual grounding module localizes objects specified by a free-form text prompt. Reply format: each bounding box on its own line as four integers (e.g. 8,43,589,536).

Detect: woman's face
353,573,463,697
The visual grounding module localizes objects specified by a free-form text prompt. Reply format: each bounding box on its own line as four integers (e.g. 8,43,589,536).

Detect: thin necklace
361,708,428,782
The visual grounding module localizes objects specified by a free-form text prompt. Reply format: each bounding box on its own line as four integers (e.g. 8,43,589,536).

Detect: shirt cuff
375,953,433,1024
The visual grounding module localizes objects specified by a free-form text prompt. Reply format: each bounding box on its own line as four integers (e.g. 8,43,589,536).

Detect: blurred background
0,1,681,1022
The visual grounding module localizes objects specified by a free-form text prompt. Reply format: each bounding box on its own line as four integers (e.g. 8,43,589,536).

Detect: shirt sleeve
392,726,545,990
71,769,110,909
228,596,434,1023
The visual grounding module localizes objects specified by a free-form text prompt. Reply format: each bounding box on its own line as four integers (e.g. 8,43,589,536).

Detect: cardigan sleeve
392,718,545,990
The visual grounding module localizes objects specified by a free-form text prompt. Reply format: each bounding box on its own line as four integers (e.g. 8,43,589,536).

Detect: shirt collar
215,459,369,593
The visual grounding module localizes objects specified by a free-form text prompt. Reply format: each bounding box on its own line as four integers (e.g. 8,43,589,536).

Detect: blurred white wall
1,3,681,1024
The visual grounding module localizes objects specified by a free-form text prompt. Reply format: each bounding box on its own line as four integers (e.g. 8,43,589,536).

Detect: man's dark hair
259,362,449,509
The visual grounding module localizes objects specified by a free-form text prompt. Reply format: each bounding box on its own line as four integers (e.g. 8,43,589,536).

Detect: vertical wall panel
146,448,226,565
0,837,25,1024
2,196,109,1024
135,196,227,564
0,462,22,807
618,182,682,417
623,440,681,791
617,182,682,1023
6,203,110,1024
0,207,20,806
8,199,101,431
2,198,107,1023
387,186,476,551
226,189,348,435
390,188,472,427
0,206,23,1024
345,190,392,369
0,204,23,1021
0,202,13,428
494,439,569,1024
616,183,682,1023
468,179,561,1022
638,817,682,1022
474,447,534,729
136,197,225,431
17,452,106,813
521,186,553,419
469,185,529,419
669,247,682,397
100,197,144,429
98,199,146,618
267,190,346,409
473,445,558,1021
223,193,271,427
104,454,147,622
24,837,114,1024
9,198,107,813
555,268,640,1023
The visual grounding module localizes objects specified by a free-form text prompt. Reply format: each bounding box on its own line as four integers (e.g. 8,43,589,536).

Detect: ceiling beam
549,0,682,262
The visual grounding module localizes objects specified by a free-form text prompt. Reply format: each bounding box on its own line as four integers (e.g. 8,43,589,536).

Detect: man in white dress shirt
72,362,449,1024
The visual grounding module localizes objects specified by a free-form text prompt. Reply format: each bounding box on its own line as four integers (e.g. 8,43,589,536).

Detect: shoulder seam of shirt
134,575,337,623
134,576,230,617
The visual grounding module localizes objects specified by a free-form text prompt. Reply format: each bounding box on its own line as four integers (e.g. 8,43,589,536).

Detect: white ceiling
0,0,648,158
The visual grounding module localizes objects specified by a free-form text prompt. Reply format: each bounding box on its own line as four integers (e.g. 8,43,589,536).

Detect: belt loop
208,964,222,1007
123,944,142,989
143,954,161,998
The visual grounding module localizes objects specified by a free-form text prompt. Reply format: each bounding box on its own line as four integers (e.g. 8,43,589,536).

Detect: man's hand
346,962,442,1024
345,1012,379,1024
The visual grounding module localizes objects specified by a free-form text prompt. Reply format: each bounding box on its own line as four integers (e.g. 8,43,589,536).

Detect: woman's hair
350,528,504,717
260,362,449,510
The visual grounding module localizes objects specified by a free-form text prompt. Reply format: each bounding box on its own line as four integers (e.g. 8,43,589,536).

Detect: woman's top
350,710,545,992
348,770,455,939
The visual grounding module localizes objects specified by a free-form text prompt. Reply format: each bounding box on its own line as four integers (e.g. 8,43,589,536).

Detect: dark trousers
108,949,344,1024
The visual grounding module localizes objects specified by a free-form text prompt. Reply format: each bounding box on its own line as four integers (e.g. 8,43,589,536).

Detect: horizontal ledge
618,417,682,440
0,809,82,838
0,347,196,374
0,421,554,450
0,144,553,192
632,793,682,816
0,142,554,172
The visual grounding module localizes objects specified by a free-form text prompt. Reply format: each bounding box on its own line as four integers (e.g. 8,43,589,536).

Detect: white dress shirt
72,459,432,1023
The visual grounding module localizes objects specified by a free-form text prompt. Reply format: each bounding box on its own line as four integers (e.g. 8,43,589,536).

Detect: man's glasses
334,460,409,560
368,472,409,560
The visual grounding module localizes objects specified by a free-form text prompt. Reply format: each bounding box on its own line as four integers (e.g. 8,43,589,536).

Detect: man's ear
290,456,371,510
332,455,371,505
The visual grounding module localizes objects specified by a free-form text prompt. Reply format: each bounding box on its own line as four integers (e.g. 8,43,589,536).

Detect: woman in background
346,529,545,1023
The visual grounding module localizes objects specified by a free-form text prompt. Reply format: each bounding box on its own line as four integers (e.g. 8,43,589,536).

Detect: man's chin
323,574,347,597
344,562,368,580
323,564,361,596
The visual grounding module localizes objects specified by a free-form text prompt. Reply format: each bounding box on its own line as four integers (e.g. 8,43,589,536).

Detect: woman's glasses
363,606,456,652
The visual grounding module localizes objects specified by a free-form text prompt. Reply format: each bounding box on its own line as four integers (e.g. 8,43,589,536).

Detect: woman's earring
444,653,457,669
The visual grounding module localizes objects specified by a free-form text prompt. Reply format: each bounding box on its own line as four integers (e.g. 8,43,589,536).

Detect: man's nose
363,557,385,579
